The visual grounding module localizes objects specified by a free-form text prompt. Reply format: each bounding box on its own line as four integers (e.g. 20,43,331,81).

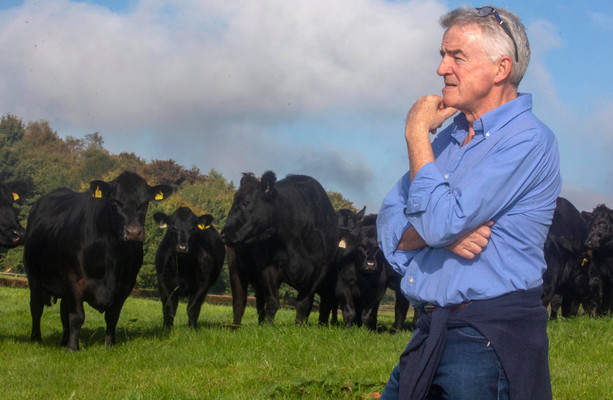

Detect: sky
1,0,612,214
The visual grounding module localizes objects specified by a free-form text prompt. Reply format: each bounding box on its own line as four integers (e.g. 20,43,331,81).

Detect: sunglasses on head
476,6,519,63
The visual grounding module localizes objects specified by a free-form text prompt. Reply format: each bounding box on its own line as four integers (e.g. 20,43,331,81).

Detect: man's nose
437,56,451,76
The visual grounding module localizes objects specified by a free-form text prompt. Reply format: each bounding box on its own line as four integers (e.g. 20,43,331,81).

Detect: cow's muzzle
124,225,145,241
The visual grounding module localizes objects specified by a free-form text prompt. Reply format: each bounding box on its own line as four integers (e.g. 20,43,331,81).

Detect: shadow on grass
0,317,241,350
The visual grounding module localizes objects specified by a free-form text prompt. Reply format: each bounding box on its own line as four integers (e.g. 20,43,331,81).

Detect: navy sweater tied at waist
397,288,552,400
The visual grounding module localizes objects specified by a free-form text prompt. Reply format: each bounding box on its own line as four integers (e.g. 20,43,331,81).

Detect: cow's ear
153,212,169,229
6,180,29,202
260,170,277,196
355,206,366,222
197,214,214,230
581,211,592,223
90,180,111,199
149,184,173,201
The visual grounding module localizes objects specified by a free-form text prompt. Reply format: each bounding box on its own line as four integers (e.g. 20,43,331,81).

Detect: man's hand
445,221,494,259
405,95,457,139
405,95,457,181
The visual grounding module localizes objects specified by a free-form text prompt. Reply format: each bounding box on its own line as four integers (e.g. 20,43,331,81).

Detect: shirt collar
450,93,533,142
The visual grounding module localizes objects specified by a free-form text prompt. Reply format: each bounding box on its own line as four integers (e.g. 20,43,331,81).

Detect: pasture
1,286,611,400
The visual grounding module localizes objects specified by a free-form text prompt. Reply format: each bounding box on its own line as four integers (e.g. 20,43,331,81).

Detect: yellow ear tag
198,224,210,230
339,238,347,249
154,191,164,201
581,258,589,267
12,193,19,201
94,187,102,198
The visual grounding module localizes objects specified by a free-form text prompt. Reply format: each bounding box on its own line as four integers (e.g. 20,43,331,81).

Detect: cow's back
274,175,338,258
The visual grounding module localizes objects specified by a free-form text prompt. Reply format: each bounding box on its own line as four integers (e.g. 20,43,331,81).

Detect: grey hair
440,6,530,88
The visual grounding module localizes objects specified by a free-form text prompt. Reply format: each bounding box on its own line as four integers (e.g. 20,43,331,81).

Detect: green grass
1,286,611,399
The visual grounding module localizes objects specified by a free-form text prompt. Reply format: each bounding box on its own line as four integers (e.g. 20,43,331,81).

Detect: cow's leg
65,298,85,352
186,286,209,329
104,296,128,347
253,284,266,323
361,304,379,330
549,294,562,320
317,292,335,326
60,298,70,346
337,287,355,328
261,267,280,324
393,289,410,331
29,287,45,343
227,247,248,327
294,292,314,325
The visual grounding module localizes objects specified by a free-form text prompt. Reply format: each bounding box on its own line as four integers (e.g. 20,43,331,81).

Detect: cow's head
154,207,214,254
221,171,277,245
337,206,366,234
585,204,613,250
353,219,383,273
0,180,28,248
90,171,172,242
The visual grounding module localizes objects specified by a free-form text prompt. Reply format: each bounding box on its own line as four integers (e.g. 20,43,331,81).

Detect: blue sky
1,0,612,213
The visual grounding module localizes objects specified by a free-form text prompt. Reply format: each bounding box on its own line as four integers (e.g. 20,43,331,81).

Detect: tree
327,191,357,212
0,114,26,181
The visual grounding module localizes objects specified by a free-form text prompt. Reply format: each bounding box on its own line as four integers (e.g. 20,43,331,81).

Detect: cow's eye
111,199,123,208
240,201,249,209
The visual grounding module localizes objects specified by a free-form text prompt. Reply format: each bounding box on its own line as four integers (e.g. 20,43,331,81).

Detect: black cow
384,261,412,331
24,172,172,351
541,197,594,318
324,206,367,325
220,171,338,326
337,206,365,234
584,204,613,315
153,207,225,329
335,214,387,330
0,180,28,248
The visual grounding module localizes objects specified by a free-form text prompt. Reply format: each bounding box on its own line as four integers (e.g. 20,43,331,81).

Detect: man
377,6,560,400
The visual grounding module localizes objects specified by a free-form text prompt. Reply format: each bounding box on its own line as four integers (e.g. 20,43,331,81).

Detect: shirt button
409,277,414,284
444,174,449,179
486,132,490,137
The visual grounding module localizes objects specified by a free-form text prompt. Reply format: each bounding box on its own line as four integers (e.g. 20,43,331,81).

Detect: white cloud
0,0,449,208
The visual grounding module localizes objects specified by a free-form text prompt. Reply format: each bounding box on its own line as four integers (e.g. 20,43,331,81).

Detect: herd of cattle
0,171,612,351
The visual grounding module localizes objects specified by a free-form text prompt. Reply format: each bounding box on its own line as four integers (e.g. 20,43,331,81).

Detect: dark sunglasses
476,6,519,62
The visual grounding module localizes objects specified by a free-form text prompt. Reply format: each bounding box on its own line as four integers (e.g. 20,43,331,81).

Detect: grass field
1,286,611,399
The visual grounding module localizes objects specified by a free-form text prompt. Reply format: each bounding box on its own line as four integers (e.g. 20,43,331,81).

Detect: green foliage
137,264,158,290
328,191,357,212
178,168,236,228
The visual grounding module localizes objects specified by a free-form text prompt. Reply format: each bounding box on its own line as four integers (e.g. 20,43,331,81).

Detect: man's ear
494,56,513,84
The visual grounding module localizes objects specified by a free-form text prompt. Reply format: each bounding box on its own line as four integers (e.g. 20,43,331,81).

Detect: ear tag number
94,187,102,198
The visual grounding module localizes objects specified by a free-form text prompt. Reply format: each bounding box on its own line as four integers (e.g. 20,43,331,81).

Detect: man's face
437,24,499,118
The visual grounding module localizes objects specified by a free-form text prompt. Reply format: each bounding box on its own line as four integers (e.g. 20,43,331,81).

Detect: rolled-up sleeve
406,130,557,248
377,171,422,276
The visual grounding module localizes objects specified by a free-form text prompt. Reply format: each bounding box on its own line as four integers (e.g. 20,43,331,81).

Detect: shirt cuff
405,162,445,215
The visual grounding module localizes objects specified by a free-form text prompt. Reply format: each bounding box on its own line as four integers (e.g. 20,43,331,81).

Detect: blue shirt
377,93,561,306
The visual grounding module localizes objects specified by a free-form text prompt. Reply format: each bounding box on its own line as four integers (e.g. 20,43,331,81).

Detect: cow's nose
176,244,189,254
11,229,25,245
124,225,144,241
